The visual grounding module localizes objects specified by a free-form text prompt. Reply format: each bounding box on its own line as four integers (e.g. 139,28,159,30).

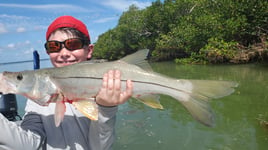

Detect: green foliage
93,29,124,60
200,38,238,63
175,52,208,65
175,38,239,64
94,5,146,60
93,0,268,63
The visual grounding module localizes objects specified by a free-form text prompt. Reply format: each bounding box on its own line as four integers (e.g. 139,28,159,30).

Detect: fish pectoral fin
72,99,98,121
133,93,164,109
54,100,66,127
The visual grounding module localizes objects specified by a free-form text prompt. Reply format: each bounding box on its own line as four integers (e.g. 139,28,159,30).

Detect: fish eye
17,74,23,81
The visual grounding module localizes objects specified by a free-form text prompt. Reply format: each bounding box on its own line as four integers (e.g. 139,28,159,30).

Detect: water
0,61,267,149
114,62,268,150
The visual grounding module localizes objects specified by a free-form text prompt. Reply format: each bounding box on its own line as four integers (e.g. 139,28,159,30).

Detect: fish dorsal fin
120,49,153,71
133,93,164,109
72,98,98,121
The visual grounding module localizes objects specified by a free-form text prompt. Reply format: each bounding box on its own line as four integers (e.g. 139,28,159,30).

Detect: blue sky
0,0,155,63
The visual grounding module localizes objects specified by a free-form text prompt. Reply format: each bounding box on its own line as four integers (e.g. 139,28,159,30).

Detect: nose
58,47,71,59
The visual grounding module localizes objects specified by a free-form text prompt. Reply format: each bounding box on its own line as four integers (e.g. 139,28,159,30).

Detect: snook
0,49,238,127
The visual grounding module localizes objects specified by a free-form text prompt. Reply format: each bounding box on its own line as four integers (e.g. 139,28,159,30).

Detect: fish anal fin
72,99,98,121
134,93,164,109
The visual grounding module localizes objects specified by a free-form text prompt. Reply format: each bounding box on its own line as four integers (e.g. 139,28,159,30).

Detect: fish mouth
0,73,17,94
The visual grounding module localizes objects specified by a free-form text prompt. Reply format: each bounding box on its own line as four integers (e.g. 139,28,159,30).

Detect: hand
95,70,133,107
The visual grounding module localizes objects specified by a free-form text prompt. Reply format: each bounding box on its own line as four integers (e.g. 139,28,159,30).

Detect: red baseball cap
46,15,90,42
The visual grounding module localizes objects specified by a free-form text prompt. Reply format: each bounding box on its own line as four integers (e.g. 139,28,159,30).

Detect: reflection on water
114,62,268,150
0,60,267,149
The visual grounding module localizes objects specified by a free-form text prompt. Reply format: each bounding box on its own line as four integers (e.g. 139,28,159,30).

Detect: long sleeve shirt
0,100,118,150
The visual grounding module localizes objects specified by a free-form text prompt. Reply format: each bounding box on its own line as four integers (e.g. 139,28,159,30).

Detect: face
47,30,93,68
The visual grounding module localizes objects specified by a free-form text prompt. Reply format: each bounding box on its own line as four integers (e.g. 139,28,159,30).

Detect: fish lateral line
52,76,103,80
52,76,186,93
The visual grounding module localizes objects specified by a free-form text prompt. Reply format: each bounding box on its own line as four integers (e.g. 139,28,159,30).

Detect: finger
102,73,108,88
119,79,133,104
113,70,121,100
107,70,115,95
125,79,133,97
114,70,121,90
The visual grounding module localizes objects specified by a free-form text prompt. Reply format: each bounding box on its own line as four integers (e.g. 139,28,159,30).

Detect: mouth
55,60,77,66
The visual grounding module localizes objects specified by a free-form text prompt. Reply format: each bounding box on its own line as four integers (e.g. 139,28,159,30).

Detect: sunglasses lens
45,38,84,53
65,39,84,50
45,41,61,53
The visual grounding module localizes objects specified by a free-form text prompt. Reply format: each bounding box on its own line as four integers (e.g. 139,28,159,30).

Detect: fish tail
190,80,238,100
171,80,238,127
180,98,215,127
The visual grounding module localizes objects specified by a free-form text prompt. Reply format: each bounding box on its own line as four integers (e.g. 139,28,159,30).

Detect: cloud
0,14,33,34
101,0,151,11
16,27,26,33
94,17,118,23
0,14,48,34
5,41,32,50
0,3,89,13
34,25,47,31
7,43,15,48
0,14,30,20
23,47,34,55
25,40,31,45
0,23,8,33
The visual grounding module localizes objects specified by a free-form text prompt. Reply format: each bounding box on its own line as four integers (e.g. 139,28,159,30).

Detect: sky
0,0,155,63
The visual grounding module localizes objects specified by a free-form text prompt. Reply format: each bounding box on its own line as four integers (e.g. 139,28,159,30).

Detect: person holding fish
0,14,239,150
0,15,133,150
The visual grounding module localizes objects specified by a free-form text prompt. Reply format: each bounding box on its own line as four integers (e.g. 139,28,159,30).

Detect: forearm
0,113,44,150
89,105,118,150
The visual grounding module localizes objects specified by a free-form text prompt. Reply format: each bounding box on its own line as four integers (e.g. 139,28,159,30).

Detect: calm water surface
114,62,268,150
0,60,267,150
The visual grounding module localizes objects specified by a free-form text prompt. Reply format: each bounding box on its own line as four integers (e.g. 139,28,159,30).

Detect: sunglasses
44,38,85,53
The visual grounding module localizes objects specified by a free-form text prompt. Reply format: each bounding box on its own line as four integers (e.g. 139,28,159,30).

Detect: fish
0,49,238,127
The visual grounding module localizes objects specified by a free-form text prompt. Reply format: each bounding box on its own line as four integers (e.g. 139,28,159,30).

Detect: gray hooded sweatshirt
0,100,118,150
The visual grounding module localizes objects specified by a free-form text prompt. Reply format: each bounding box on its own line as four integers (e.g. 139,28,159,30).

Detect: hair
50,27,91,45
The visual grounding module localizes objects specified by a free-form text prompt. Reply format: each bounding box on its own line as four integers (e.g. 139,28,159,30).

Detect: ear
86,44,94,60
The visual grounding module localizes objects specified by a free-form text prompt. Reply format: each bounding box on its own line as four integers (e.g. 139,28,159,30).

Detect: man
0,15,133,150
